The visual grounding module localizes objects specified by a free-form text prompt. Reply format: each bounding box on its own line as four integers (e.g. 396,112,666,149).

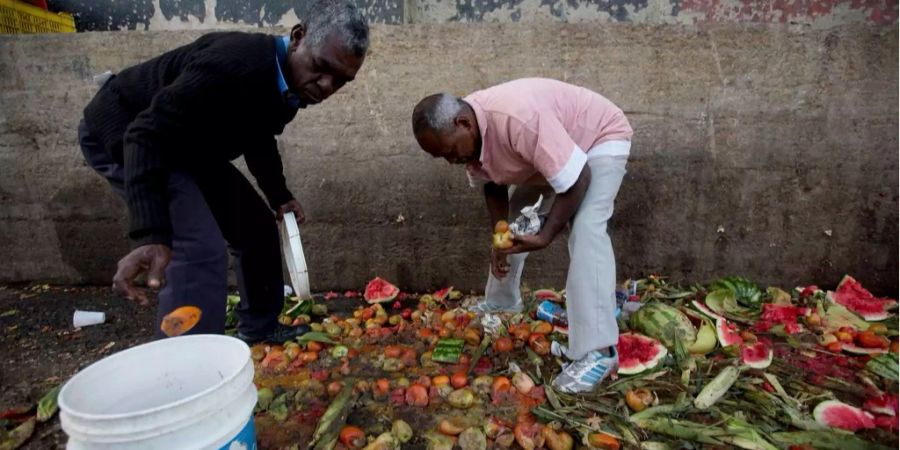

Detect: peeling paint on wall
47,0,896,30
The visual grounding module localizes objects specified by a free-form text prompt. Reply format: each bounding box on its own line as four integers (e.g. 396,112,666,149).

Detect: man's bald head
411,93,481,165
412,93,464,136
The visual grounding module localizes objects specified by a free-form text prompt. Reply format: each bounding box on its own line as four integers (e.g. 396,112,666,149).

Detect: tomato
493,337,514,352
530,321,553,335
384,345,404,358
856,331,890,349
373,379,390,399
509,324,531,341
307,341,324,353
405,384,429,407
327,381,343,397
451,371,468,389
826,341,843,353
339,425,366,449
528,334,551,356
463,328,482,346
492,376,511,395
835,331,854,343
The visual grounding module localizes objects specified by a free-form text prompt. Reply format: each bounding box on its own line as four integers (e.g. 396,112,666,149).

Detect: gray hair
412,93,463,135
304,0,369,57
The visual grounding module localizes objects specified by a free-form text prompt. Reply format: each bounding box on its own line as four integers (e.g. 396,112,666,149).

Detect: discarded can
536,300,568,327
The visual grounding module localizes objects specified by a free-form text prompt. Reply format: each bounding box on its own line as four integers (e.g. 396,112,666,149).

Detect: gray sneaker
551,347,618,394
468,299,523,314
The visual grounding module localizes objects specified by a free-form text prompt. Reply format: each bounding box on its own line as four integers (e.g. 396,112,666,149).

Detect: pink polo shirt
464,78,632,193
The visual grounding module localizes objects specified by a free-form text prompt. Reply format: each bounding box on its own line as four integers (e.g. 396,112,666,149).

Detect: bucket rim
58,334,251,422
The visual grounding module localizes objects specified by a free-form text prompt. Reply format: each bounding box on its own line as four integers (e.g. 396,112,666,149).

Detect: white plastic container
72,310,106,328
58,335,257,450
280,210,311,299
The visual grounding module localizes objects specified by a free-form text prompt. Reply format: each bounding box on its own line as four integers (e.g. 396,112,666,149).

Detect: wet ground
0,284,156,449
0,285,453,449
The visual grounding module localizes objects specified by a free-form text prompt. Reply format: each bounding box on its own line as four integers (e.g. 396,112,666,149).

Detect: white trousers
484,145,629,360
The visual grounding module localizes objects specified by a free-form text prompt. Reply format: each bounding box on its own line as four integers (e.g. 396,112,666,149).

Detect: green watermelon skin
629,303,697,350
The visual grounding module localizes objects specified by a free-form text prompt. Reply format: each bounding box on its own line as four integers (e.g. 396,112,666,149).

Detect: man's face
287,26,365,107
415,120,479,165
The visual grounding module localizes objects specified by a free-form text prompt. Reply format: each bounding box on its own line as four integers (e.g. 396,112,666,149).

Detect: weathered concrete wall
46,0,898,30
0,24,897,294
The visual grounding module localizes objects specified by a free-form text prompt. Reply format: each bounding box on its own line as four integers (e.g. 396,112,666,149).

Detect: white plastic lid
280,211,311,299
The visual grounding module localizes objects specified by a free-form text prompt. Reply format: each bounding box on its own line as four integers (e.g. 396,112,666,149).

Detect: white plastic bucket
58,335,258,450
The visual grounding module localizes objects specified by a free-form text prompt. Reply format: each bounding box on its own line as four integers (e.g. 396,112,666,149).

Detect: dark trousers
78,120,283,339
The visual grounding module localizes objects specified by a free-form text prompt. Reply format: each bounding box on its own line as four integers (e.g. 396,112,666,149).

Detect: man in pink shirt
411,78,632,393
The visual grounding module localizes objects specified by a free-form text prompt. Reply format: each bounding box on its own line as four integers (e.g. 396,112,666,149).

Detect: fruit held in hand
492,221,514,250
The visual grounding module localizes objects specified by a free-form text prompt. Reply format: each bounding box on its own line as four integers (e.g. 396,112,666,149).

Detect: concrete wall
47,0,898,30
0,24,897,294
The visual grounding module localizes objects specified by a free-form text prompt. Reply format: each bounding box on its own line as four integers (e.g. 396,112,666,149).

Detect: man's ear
290,24,306,49
455,115,472,130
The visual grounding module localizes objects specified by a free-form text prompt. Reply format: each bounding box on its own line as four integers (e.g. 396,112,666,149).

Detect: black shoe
237,324,311,345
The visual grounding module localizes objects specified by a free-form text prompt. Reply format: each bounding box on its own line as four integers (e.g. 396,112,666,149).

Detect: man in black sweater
78,0,368,344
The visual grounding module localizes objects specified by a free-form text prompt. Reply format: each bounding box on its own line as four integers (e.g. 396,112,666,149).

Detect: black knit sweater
83,32,299,247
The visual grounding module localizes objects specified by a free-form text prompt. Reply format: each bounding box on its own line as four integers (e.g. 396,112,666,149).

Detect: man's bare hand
112,244,171,305
276,199,306,224
491,249,510,279
498,233,550,255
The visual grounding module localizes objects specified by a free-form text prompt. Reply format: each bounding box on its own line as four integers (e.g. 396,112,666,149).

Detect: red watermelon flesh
433,287,452,302
874,415,899,431
813,400,876,432
864,394,898,417
364,277,400,304
534,289,563,302
754,304,808,334
716,317,744,347
617,332,667,375
741,341,773,369
831,275,898,321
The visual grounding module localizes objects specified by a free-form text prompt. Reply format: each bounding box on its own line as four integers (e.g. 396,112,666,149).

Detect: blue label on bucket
219,417,257,450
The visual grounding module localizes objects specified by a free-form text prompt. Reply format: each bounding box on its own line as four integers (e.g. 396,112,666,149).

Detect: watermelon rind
741,342,773,369
829,275,897,321
617,332,667,375
691,300,723,321
863,396,896,417
715,317,744,347
842,343,889,355
629,303,697,350
813,400,876,432
364,277,400,304
534,289,563,302
687,319,717,355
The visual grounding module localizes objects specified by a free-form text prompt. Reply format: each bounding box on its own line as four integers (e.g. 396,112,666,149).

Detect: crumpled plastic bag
509,195,545,236
481,313,504,336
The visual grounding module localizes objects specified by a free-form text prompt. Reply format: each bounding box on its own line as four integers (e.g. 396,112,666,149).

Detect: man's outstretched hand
277,199,306,224
498,233,551,255
112,244,172,305
491,249,510,279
